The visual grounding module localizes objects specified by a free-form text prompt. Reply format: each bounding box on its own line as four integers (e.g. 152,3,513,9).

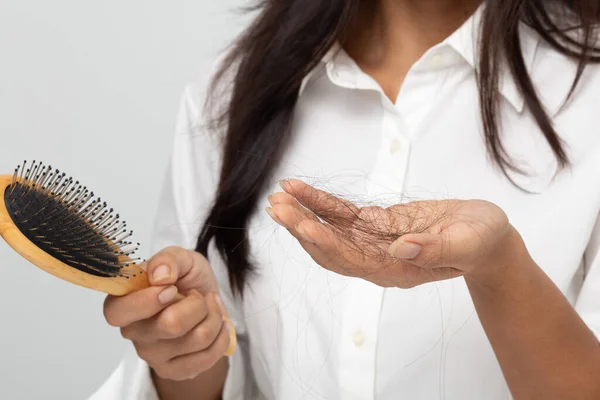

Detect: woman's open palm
267,180,513,288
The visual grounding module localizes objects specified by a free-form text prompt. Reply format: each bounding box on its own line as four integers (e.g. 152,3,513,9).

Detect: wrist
465,224,534,291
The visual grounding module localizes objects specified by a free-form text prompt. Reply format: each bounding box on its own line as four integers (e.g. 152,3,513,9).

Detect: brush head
2,161,143,279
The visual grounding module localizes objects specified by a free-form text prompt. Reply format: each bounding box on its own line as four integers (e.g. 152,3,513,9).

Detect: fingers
268,192,317,219
268,202,367,277
267,202,345,267
141,293,231,381
104,285,179,327
121,292,233,382
294,219,345,253
104,245,238,381
280,179,360,220
120,289,210,341
294,218,370,276
269,196,347,251
266,201,332,265
154,324,231,381
146,246,218,294
105,246,207,328
268,202,315,240
145,246,192,286
131,293,226,365
160,293,225,358
104,247,221,330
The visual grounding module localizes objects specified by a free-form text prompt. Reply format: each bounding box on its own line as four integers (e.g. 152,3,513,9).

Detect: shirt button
389,139,402,155
352,329,366,347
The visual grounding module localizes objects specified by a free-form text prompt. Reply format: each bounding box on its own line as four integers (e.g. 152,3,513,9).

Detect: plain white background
0,2,246,399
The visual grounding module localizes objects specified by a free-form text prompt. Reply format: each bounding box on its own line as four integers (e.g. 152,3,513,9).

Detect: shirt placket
338,279,384,400
327,54,414,399
338,106,411,400
366,108,411,204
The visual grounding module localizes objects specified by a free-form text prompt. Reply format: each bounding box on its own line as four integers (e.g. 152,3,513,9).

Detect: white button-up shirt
90,9,600,400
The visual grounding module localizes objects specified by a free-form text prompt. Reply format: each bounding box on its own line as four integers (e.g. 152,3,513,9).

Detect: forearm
465,226,600,399
153,357,228,400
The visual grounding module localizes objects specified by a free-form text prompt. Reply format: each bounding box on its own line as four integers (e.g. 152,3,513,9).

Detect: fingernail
158,286,178,305
267,194,274,206
279,180,290,191
388,241,422,260
295,225,316,244
153,264,171,283
215,293,228,316
266,207,282,225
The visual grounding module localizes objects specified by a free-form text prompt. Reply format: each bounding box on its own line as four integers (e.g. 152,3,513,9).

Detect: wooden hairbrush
0,161,236,355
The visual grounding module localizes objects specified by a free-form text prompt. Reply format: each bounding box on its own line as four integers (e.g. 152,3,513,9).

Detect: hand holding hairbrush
0,161,236,357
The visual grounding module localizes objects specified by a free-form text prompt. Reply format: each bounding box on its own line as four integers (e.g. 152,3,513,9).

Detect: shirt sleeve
88,82,256,399
575,212,600,340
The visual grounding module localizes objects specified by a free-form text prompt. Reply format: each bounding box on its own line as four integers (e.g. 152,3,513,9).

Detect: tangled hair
304,192,453,271
196,0,600,296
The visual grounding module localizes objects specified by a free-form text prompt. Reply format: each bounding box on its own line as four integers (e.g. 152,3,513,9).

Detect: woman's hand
103,246,235,381
266,179,521,288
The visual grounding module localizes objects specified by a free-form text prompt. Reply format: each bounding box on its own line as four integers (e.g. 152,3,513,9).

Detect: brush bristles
3,161,144,278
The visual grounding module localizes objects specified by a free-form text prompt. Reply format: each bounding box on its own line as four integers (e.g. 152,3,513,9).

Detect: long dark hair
196,0,600,296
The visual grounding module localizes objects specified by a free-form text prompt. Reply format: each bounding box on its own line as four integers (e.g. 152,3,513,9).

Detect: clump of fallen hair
291,180,452,264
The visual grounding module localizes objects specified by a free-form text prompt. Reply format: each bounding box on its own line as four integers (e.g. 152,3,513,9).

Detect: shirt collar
299,6,541,113
444,5,541,112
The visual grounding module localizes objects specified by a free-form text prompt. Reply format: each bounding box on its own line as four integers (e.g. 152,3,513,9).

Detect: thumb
388,231,457,269
145,246,219,294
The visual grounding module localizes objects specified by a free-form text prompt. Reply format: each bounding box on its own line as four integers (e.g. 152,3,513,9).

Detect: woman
92,0,600,399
